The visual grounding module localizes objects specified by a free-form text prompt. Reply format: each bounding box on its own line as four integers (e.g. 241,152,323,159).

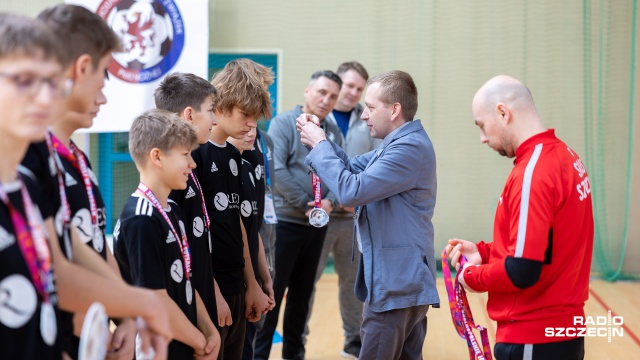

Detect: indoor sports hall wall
2,0,639,278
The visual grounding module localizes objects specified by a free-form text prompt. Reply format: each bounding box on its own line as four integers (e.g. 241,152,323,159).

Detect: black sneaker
340,341,361,359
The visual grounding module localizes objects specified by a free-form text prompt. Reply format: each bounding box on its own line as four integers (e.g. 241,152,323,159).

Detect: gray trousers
360,303,429,360
306,216,363,346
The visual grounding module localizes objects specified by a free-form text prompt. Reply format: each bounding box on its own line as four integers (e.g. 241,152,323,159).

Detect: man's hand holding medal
296,113,333,227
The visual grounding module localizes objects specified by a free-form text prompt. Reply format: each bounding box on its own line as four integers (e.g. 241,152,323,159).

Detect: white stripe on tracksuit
514,143,543,258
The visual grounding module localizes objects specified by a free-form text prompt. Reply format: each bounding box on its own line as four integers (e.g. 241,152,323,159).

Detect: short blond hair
211,58,273,120
129,109,198,166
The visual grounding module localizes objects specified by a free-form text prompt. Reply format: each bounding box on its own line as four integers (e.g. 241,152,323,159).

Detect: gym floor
267,274,640,359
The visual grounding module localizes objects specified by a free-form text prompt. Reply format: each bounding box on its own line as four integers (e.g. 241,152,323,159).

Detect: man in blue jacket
297,70,439,359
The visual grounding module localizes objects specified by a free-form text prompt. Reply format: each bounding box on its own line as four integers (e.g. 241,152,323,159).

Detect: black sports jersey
169,174,217,323
113,195,197,359
242,133,267,229
0,175,62,359
55,143,108,259
20,142,61,224
192,141,245,295
239,159,260,278
21,141,70,259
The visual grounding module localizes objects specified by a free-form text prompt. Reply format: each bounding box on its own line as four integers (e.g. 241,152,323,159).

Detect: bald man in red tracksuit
447,75,594,360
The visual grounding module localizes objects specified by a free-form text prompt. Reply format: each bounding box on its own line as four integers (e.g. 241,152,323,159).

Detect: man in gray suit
306,61,381,359
254,70,344,360
297,70,439,359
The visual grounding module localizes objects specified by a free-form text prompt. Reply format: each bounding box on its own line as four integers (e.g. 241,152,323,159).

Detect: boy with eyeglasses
19,5,173,359
0,13,170,360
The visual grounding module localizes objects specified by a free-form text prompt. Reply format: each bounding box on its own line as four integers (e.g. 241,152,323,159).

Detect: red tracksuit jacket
463,129,594,344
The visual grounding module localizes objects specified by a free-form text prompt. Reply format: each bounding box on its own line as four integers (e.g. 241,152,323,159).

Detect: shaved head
473,75,537,115
471,75,546,158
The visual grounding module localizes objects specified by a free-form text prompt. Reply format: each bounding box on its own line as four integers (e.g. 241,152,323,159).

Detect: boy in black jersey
0,14,170,360
0,13,69,359
20,5,137,358
194,59,274,359
114,109,220,359
154,72,220,341
238,62,278,292
19,5,173,359
228,128,275,360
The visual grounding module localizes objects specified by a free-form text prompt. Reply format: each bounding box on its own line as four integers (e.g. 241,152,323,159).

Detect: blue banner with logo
66,0,209,132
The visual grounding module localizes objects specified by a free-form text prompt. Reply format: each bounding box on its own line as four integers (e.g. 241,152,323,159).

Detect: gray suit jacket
305,120,439,312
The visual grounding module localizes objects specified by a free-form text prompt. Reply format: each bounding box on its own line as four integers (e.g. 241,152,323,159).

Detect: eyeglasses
0,72,74,99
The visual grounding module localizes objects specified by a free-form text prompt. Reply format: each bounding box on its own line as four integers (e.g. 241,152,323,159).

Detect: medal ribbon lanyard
44,133,71,231
138,183,192,280
312,173,322,209
0,180,53,303
50,134,99,229
189,173,210,233
441,250,493,360
260,136,271,188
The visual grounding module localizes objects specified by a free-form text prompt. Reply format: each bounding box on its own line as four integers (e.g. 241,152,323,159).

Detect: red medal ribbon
442,250,493,360
137,183,191,279
0,179,53,303
312,173,322,209
49,134,98,227
44,133,71,229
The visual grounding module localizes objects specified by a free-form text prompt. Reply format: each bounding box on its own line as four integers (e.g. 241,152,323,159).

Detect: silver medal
186,280,193,305
93,226,104,253
208,231,212,254
78,302,108,360
40,302,57,346
308,208,329,228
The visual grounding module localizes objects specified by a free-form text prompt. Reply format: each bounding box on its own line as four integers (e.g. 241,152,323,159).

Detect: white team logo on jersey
0,274,37,329
93,227,104,253
214,192,229,211
64,172,78,187
185,186,196,199
211,162,218,172
193,217,204,238
255,165,263,181
170,259,183,283
72,208,93,244
241,200,252,217
0,226,16,252
229,159,238,176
